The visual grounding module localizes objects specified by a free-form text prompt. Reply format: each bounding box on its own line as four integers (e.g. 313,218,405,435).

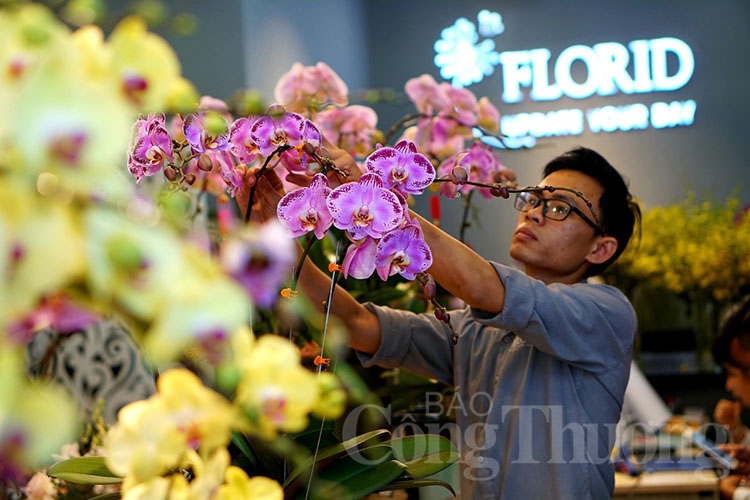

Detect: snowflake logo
433,12,503,88
477,9,504,37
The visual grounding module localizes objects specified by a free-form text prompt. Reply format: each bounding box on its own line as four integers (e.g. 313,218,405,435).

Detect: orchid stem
382,112,425,145
459,190,475,243
292,234,316,290
244,145,290,224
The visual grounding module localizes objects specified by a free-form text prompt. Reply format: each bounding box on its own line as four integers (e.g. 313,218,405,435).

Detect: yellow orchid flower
235,335,321,438
0,344,79,471
70,24,113,83
0,3,71,86
105,368,238,486
105,399,187,483
182,448,230,500
142,247,251,366
312,371,347,421
107,15,183,113
0,182,85,319
216,469,283,500
10,39,136,201
85,207,186,321
122,473,190,500
155,369,237,454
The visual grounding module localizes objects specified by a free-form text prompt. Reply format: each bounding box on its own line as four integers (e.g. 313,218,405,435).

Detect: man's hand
235,164,286,224
720,444,750,474
716,399,747,443
719,473,742,500
716,399,742,427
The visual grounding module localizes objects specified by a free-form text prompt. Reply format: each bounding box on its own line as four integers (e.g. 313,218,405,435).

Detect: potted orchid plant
1,2,519,499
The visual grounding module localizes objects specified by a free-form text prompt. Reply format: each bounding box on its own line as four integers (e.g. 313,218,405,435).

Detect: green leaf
389,434,456,461
47,457,122,485
301,459,407,500
231,431,257,468
388,434,459,478
290,417,339,452
282,429,391,488
378,477,456,496
317,443,393,484
402,448,459,479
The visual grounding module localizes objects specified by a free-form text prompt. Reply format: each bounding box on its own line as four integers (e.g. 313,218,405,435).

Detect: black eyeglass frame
510,185,604,235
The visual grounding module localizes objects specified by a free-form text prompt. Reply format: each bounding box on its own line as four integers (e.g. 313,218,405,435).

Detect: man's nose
726,376,737,393
525,204,545,224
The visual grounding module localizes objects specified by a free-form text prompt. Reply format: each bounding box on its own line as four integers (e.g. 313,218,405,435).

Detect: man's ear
586,236,618,265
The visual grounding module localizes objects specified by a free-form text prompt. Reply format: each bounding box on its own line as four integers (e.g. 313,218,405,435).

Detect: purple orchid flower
374,224,433,281
183,113,230,155
326,173,403,240
277,118,324,175
341,236,378,279
365,139,436,196
228,116,261,163
127,113,174,183
438,142,504,199
215,150,244,198
276,173,333,239
249,105,306,156
7,295,99,343
219,221,295,309
302,118,323,148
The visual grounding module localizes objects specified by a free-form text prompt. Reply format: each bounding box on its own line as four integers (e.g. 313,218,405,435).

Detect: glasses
513,187,604,234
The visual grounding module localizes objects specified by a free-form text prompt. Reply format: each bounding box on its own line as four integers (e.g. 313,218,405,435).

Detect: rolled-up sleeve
355,303,456,385
471,263,635,376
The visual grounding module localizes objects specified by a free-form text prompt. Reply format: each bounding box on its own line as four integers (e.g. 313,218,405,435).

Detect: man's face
725,338,750,406
509,169,605,283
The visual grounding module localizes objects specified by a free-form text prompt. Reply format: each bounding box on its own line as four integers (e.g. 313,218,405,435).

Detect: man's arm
413,211,506,314
244,165,383,354
295,251,383,354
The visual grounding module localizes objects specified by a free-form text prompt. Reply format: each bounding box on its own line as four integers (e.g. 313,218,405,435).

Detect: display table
613,470,719,499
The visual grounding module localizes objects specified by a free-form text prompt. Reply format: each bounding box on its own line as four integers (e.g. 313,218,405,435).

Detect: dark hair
543,147,641,277
712,295,750,368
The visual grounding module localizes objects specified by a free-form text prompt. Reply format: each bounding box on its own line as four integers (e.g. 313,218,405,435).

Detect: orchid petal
276,174,333,239
341,237,377,279
327,173,403,240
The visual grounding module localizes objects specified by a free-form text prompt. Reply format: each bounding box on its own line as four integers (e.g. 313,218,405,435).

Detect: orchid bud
164,166,179,182
372,130,386,145
266,103,286,118
450,165,468,185
417,274,437,300
184,173,197,185
315,147,331,161
489,186,509,198
107,237,145,272
434,308,447,322
204,111,228,136
197,154,213,171
303,142,316,155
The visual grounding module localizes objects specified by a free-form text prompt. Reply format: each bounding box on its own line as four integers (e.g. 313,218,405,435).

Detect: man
252,146,641,499
711,296,750,500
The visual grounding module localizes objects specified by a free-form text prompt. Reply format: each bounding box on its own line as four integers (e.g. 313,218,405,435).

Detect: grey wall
171,0,750,267
361,0,750,264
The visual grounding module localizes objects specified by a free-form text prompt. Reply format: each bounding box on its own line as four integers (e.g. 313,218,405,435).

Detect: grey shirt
358,262,635,499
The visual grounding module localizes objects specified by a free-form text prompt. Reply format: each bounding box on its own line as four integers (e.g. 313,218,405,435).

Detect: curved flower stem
304,242,342,500
318,239,341,369
292,234,317,291
382,112,425,145
244,145,291,224
459,190,475,243
432,176,512,193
